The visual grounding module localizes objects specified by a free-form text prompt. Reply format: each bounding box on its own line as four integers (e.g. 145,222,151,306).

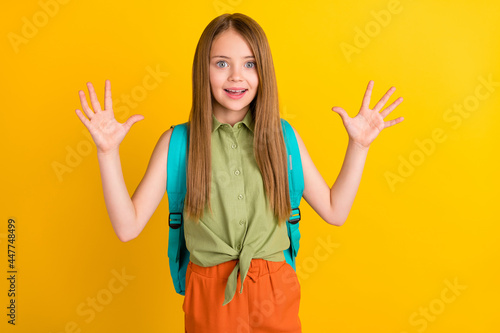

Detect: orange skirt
183,258,302,333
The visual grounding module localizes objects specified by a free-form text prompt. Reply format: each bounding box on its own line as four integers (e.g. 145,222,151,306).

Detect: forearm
329,139,369,225
96,149,138,242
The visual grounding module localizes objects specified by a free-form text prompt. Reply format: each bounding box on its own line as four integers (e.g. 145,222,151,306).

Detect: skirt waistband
189,258,287,282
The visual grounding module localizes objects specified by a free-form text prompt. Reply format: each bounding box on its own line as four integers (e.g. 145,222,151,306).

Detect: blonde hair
184,13,291,227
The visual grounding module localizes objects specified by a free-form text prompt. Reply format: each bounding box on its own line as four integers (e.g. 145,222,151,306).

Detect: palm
84,108,129,152
75,80,144,153
332,80,404,149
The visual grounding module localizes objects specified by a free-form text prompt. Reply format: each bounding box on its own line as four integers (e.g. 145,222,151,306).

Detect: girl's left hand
331,80,404,150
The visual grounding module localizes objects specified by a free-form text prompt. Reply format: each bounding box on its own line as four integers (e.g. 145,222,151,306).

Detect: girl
75,12,403,333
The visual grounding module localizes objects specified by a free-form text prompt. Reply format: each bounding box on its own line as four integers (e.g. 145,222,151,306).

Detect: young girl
75,13,403,333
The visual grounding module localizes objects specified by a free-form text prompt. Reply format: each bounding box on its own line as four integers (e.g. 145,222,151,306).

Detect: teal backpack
166,118,304,295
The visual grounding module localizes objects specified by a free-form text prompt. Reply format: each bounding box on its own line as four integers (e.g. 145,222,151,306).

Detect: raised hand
75,80,144,154
331,80,404,150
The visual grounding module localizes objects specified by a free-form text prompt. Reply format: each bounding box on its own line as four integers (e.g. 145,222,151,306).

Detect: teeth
226,89,246,93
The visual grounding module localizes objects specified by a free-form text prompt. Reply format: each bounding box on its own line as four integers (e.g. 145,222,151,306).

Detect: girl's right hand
75,80,144,154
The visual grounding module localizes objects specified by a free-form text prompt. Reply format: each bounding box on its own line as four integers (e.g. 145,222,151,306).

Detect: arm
292,128,367,226
130,128,173,241
292,80,404,226
75,80,172,242
329,139,369,225
97,128,172,242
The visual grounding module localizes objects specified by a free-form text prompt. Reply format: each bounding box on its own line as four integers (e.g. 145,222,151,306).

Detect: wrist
348,138,370,152
97,147,120,157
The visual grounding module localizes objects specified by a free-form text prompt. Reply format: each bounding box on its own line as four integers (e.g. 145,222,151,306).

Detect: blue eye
216,60,228,68
215,60,255,69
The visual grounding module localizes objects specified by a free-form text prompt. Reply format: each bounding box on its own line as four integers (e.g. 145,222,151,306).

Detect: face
209,28,259,118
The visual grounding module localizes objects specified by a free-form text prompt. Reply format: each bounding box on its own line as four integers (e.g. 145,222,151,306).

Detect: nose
229,65,243,81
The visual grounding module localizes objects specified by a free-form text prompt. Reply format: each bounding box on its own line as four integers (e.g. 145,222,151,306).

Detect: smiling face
209,28,259,122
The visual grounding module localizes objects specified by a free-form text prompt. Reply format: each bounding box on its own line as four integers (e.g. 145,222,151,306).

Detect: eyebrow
211,55,255,59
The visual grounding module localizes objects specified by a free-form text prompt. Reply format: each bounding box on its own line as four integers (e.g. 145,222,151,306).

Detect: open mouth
224,89,247,96
224,89,248,99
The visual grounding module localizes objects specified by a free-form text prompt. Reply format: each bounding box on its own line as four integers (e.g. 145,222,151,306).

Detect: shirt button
237,243,242,250
238,194,244,200
239,219,245,225
231,143,237,149
234,170,240,176
238,124,242,128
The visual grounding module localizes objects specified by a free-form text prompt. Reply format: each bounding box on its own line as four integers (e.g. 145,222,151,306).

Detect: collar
212,110,255,133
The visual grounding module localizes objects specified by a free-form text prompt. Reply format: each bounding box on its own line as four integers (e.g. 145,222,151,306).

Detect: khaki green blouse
183,110,290,306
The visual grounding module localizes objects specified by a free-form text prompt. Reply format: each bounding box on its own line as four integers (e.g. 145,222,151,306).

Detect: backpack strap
166,122,190,295
166,119,303,295
280,119,305,271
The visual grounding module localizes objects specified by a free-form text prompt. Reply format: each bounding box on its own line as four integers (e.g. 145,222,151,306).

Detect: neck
212,107,249,127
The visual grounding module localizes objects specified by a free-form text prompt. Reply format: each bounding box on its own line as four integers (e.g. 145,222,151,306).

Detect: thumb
331,106,349,123
123,114,145,131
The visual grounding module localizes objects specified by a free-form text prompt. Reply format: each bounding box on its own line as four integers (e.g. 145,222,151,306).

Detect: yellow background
1,0,499,332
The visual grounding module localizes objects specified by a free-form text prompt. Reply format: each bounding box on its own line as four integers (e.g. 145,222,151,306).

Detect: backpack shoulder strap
166,122,190,295
280,118,305,270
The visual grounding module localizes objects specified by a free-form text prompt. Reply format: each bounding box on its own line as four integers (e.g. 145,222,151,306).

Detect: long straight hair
183,13,291,227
